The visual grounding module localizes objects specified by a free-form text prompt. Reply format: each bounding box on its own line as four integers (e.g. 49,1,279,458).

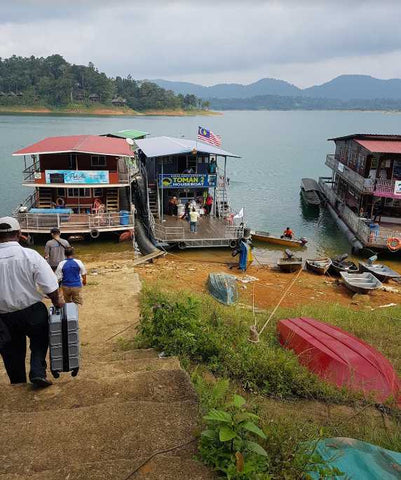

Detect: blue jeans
190,221,197,232
0,302,49,383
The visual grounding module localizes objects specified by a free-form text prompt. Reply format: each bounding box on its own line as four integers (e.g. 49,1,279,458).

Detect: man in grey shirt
44,227,70,271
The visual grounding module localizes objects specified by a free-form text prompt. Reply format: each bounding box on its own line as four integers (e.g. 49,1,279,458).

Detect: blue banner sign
159,174,217,189
45,170,109,184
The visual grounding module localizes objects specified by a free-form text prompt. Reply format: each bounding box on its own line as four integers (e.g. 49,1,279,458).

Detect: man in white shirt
0,217,63,387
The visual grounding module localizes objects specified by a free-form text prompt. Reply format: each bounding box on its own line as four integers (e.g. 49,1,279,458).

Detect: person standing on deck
0,217,63,387
44,227,70,271
56,247,87,305
189,208,199,233
205,194,213,215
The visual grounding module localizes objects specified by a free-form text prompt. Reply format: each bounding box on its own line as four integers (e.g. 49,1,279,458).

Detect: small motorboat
305,257,332,275
340,272,382,294
277,249,303,273
278,317,401,403
359,261,401,283
251,230,307,248
330,253,359,275
300,178,321,207
208,273,238,305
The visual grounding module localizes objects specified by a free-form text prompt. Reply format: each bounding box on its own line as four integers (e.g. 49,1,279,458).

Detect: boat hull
252,231,306,248
278,317,401,403
340,272,382,294
277,258,303,273
306,258,332,275
301,188,320,207
330,261,359,276
359,262,401,283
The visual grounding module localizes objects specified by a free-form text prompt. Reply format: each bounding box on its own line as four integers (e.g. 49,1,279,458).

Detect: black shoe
31,377,53,388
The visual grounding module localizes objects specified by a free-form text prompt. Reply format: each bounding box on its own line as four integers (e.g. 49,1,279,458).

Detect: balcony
22,165,134,186
325,155,372,193
16,211,134,234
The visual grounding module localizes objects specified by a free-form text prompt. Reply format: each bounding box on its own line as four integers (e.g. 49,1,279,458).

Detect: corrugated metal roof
329,133,401,142
355,139,401,154
103,129,149,140
135,136,240,158
13,135,134,157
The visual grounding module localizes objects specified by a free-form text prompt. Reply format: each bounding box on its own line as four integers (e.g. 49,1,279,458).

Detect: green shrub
199,394,270,479
137,286,351,403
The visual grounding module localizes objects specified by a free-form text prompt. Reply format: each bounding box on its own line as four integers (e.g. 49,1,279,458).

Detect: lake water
1,110,401,260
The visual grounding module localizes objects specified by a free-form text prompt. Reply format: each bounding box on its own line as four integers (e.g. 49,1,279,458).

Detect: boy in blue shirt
55,247,87,305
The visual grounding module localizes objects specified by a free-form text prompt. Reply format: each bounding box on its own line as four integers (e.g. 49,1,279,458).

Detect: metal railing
154,223,185,239
325,155,370,192
16,211,134,231
13,192,38,215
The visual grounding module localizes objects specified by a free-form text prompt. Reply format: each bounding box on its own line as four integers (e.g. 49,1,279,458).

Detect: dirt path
0,259,213,480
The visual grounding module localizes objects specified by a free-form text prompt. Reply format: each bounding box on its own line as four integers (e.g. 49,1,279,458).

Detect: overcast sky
1,1,401,87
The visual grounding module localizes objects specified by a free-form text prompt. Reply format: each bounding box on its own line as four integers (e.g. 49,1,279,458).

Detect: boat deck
154,215,243,248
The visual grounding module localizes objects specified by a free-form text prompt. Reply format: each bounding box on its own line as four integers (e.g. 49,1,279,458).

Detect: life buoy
90,229,100,239
56,197,65,207
178,242,186,250
229,239,238,249
387,237,401,252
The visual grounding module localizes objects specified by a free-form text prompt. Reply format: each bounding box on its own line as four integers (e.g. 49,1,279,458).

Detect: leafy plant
199,394,270,479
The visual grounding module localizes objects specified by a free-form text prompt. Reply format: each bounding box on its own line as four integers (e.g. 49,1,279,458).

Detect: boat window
57,188,65,196
91,156,107,167
69,154,77,169
67,188,91,198
94,188,103,197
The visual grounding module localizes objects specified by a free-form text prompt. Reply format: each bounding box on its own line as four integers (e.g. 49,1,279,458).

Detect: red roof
355,139,401,154
13,135,134,157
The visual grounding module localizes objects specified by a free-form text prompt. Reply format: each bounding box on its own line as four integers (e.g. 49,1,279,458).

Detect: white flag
234,208,244,219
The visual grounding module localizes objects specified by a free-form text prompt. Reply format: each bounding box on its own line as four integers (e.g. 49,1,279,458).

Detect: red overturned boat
278,317,401,404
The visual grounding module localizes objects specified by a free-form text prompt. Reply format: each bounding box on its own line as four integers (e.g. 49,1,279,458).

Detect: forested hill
0,55,207,111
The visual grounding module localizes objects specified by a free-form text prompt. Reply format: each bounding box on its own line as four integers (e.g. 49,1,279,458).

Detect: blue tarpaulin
308,438,401,479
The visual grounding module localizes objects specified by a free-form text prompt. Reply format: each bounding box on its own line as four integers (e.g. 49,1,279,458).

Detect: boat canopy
101,129,149,140
301,178,320,191
13,135,135,157
135,136,240,159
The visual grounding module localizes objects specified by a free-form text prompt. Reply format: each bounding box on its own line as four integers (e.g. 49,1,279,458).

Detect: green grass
134,283,401,478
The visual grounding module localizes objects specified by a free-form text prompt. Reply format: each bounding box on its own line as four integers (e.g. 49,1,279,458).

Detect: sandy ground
129,252,401,311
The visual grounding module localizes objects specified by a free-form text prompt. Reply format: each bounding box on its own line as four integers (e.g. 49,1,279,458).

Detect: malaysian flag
197,126,222,147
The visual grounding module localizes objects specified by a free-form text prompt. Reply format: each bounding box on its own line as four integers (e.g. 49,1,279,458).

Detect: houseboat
319,134,401,253
13,134,137,241
132,136,244,249
12,133,244,250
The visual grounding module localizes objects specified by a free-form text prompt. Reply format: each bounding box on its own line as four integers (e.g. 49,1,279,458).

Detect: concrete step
0,455,215,479
0,368,196,413
0,400,203,477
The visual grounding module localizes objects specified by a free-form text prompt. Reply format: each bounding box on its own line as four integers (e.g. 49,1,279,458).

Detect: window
91,155,106,167
57,188,65,196
67,188,91,198
69,154,77,169
93,188,103,197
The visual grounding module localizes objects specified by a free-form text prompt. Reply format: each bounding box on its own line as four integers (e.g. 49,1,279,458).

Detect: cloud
0,1,400,86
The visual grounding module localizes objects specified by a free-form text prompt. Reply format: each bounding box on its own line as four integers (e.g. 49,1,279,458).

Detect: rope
122,438,197,479
258,267,303,336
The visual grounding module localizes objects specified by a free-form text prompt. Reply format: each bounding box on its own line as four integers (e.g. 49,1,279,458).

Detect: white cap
0,217,21,232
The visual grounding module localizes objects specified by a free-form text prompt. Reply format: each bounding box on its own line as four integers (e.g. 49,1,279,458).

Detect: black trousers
0,302,49,384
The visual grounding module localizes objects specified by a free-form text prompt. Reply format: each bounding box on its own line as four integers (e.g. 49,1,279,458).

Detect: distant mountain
303,75,401,100
153,78,301,99
153,75,401,102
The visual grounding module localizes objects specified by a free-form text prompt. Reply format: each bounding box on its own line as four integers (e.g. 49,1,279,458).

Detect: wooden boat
277,250,303,273
251,230,307,248
340,272,382,294
278,317,401,403
208,273,238,305
305,257,332,275
300,178,321,207
330,254,359,275
359,261,401,283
